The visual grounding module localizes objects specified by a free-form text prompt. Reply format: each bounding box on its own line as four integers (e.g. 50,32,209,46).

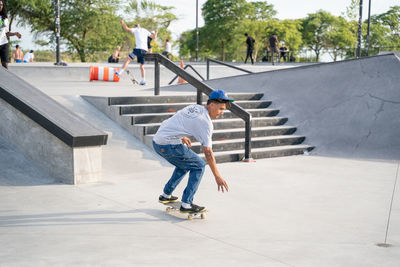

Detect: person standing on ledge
0,0,21,69
115,20,157,86
153,90,232,213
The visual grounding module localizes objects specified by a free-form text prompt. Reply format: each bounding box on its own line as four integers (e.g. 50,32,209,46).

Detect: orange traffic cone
177,59,187,84
90,66,120,82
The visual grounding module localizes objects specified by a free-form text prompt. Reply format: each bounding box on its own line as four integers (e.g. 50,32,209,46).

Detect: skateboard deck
162,201,207,220
126,70,138,84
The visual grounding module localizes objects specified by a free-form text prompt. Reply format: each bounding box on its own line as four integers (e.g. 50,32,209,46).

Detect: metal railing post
244,118,252,161
197,89,202,105
206,58,210,80
154,58,160,95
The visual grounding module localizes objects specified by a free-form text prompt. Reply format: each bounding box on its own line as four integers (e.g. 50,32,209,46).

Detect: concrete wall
0,67,108,184
0,98,102,184
161,54,400,161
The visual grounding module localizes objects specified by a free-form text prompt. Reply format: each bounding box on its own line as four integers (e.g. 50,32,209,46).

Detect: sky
13,0,399,51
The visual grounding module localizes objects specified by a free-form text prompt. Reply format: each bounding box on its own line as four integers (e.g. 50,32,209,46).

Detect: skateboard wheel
166,207,171,213
188,214,193,220
201,213,206,219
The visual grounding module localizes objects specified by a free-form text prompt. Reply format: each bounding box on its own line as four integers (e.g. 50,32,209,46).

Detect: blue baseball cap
209,89,234,102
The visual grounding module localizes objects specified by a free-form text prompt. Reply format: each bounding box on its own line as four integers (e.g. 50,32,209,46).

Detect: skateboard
162,201,207,220
126,70,138,84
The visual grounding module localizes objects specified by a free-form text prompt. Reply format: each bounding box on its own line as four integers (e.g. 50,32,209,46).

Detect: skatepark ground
1,62,399,266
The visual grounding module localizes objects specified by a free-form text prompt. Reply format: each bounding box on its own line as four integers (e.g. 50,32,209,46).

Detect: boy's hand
215,176,229,193
181,137,192,147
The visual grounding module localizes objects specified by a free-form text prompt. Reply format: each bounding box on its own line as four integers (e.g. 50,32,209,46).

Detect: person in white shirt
162,39,172,59
23,50,34,63
0,0,21,69
116,20,157,85
153,89,232,213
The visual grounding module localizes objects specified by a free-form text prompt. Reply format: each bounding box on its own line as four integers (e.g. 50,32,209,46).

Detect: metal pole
357,0,363,58
206,58,209,80
55,0,60,64
244,119,252,161
154,58,160,95
366,0,372,56
195,0,199,62
197,89,202,105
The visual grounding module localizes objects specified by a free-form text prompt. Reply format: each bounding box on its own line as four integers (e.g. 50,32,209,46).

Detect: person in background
0,0,22,69
244,33,255,64
115,21,157,86
108,46,120,63
279,42,289,63
162,39,172,59
269,34,279,66
147,30,158,53
12,44,23,63
23,50,34,63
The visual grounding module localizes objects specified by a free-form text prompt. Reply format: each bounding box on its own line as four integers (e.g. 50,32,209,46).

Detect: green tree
301,10,336,62
12,0,124,62
376,5,400,36
4,0,26,31
178,27,214,60
325,16,357,61
202,0,249,61
369,6,400,51
246,1,276,21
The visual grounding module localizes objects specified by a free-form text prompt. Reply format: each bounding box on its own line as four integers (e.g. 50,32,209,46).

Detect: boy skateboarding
153,90,232,213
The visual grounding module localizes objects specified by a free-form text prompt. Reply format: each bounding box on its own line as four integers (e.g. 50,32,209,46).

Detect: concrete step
199,145,314,163
122,108,280,124
108,93,264,105
134,117,289,135
190,135,306,153
211,126,297,140
118,100,271,114
211,117,288,129
145,125,297,142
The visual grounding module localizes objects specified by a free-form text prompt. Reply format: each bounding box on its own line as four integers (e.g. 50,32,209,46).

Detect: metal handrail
168,64,205,85
145,53,252,161
206,58,253,80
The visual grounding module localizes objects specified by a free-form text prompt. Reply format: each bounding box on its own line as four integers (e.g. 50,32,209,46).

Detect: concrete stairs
83,93,314,163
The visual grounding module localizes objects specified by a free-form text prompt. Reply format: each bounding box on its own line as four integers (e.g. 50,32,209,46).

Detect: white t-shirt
153,105,213,148
165,42,172,53
0,16,9,46
132,28,151,51
23,52,34,62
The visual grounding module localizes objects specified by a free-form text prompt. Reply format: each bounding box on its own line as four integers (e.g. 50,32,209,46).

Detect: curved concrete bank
0,68,108,184
162,54,400,160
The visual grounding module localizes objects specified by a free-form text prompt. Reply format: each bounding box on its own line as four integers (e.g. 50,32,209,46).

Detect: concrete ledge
0,68,108,184
0,98,102,184
0,69,107,147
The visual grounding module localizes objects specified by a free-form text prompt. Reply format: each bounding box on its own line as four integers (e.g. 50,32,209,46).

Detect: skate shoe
159,195,179,204
180,203,205,213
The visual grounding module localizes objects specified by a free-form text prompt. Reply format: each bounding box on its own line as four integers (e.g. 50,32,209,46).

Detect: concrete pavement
0,62,399,266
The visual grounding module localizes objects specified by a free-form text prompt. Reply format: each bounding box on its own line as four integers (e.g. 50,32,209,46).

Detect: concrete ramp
167,54,400,160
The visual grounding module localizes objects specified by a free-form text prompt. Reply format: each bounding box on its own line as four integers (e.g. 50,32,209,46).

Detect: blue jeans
153,141,206,204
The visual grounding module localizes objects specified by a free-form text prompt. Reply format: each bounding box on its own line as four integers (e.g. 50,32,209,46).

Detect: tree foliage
8,0,124,62
301,10,336,62
5,0,177,62
202,0,249,61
